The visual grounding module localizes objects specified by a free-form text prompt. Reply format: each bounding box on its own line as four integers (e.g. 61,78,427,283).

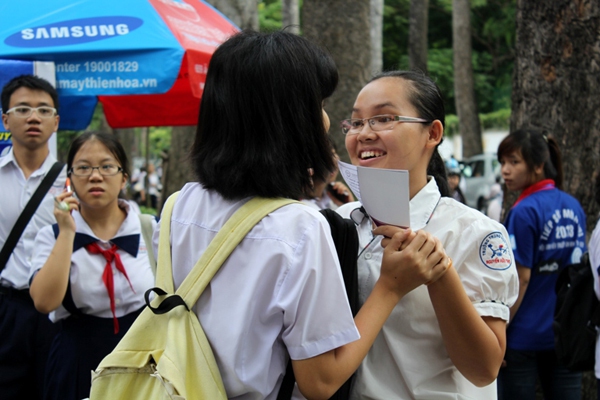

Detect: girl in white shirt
29,132,155,400
337,70,519,399
155,31,452,400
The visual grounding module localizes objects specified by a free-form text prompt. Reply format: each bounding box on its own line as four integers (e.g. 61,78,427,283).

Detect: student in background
29,132,155,400
0,75,66,400
447,167,466,204
497,129,586,400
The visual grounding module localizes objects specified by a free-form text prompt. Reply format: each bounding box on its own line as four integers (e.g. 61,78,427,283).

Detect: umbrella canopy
0,0,239,129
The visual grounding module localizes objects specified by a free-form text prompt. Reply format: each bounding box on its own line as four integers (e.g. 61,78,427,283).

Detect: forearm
30,231,75,313
428,267,506,386
509,264,530,321
293,280,401,399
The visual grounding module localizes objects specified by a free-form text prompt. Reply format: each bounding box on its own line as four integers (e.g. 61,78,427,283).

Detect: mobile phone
327,182,350,203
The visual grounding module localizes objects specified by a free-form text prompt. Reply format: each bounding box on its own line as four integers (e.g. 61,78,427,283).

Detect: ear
2,114,9,131
53,115,60,133
425,120,443,149
533,163,545,177
121,174,128,191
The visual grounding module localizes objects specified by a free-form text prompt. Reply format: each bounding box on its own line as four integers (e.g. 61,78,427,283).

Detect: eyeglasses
340,114,430,135
4,106,57,119
69,165,124,177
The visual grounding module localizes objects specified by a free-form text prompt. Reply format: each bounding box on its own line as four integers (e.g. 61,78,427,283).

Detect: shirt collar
410,177,441,231
0,148,57,178
58,199,140,256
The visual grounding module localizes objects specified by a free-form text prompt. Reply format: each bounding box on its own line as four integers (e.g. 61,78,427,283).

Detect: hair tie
542,134,548,143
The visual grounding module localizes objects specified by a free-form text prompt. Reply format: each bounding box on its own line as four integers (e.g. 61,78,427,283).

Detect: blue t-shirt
505,187,587,351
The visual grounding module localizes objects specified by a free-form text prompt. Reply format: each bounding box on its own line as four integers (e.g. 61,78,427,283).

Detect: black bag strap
0,161,64,272
277,209,360,400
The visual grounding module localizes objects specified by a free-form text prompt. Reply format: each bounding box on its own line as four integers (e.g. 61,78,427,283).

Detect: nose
356,122,377,141
500,163,510,176
88,167,104,179
26,110,42,122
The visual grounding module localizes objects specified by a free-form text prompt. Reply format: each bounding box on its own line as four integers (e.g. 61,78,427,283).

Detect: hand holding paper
338,160,410,227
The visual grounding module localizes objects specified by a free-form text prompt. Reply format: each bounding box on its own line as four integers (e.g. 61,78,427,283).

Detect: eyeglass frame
340,114,430,135
4,105,58,119
68,164,124,177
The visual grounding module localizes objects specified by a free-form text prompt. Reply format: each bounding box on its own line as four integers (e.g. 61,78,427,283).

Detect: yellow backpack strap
155,191,180,292
138,213,156,276
176,197,296,306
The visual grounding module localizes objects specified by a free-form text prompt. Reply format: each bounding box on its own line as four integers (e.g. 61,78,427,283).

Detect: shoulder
436,197,511,243
174,182,331,242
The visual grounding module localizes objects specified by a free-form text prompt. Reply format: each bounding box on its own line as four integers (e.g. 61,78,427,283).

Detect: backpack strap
0,161,64,271
153,193,295,308
138,213,157,276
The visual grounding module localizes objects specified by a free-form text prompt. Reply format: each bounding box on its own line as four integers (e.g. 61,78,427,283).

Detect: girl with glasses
157,30,449,399
336,70,519,399
29,132,156,400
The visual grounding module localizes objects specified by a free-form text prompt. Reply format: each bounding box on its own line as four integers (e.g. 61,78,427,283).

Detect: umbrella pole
144,127,151,209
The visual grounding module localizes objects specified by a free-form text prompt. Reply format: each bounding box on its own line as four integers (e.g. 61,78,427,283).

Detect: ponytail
428,149,449,197
545,136,563,190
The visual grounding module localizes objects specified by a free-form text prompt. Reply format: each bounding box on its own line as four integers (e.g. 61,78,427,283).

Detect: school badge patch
479,231,512,270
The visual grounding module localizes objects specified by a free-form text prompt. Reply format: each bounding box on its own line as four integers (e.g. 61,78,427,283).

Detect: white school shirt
31,200,155,322
337,178,519,400
0,149,66,289
588,218,600,379
154,183,360,400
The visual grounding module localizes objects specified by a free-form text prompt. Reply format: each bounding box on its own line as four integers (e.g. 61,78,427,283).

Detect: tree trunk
282,0,300,34
161,1,258,209
113,127,136,196
409,0,429,72
160,126,196,207
302,0,372,163
370,0,384,74
205,0,259,30
510,0,600,237
452,0,483,158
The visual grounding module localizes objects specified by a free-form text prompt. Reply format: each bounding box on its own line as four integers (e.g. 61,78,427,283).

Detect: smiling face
345,77,442,196
2,87,59,152
70,139,127,211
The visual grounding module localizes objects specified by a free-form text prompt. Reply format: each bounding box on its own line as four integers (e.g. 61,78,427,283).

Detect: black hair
67,131,131,179
1,74,59,113
190,30,337,200
497,129,563,190
368,70,449,196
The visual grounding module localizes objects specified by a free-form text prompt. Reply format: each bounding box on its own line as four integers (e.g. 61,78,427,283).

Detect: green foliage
445,108,510,137
383,0,515,115
149,126,171,158
139,205,157,216
259,1,283,32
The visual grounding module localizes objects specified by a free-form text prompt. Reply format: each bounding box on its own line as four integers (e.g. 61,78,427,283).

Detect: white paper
338,161,410,227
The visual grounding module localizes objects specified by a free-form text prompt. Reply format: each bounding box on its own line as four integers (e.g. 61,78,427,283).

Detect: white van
459,153,501,211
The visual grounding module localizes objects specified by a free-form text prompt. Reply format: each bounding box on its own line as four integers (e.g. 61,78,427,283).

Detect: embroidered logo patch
479,231,513,270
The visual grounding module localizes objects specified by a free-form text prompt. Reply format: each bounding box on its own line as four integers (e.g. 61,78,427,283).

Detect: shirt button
364,252,372,260
115,298,121,305
112,268,117,274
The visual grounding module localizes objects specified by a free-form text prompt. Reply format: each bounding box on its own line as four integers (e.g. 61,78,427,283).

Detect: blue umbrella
0,0,239,129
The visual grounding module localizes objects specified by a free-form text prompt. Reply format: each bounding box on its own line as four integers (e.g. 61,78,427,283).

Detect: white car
459,153,501,211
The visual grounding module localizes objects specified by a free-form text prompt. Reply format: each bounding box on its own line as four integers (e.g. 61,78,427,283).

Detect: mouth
26,127,42,135
359,150,386,160
89,187,105,194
